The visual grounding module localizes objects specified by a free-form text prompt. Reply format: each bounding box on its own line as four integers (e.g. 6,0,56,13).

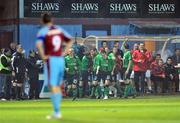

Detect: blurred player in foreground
36,13,72,119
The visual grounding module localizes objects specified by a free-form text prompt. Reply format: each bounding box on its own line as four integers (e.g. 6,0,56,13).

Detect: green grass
1,96,180,123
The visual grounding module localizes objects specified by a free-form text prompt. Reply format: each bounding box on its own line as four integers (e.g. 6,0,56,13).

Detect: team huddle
36,14,180,119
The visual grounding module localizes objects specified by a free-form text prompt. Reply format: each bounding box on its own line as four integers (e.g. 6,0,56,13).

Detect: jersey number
52,36,61,52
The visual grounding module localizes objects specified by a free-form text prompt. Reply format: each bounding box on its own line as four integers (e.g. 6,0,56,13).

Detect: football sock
51,93,62,114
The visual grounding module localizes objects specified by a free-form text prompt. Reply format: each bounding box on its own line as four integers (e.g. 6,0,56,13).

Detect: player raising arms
36,13,72,119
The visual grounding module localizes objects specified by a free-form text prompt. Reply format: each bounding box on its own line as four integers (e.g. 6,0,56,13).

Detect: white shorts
130,71,134,79
146,70,151,78
130,70,151,78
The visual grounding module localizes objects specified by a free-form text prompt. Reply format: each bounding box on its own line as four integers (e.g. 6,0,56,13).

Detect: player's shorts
130,71,134,79
145,70,151,78
66,74,75,85
130,70,151,78
44,56,65,86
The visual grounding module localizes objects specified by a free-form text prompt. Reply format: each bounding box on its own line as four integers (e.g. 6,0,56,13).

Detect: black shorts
66,74,75,85
82,70,89,82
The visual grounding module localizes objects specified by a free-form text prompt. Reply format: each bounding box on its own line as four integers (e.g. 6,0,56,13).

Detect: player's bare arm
36,41,49,61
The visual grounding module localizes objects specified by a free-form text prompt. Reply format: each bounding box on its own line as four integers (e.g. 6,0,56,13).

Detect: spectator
172,48,180,66
131,43,139,54
12,45,27,100
1,40,180,100
172,49,180,91
150,54,162,94
26,50,40,99
145,51,153,93
9,42,17,55
150,59,165,93
132,43,151,94
0,49,12,100
154,54,162,62
0,48,5,55
164,57,179,93
130,43,139,80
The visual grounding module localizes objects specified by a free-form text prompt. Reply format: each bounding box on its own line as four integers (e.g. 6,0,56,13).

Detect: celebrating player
36,13,72,119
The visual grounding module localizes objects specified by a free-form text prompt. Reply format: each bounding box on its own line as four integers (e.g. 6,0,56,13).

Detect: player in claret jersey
36,13,72,119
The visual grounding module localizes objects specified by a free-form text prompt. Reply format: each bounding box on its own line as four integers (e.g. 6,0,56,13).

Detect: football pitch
0,96,180,123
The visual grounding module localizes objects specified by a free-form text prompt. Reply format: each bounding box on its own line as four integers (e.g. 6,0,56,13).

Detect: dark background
24,0,180,18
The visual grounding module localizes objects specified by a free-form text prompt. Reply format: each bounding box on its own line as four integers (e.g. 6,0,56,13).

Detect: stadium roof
129,21,180,29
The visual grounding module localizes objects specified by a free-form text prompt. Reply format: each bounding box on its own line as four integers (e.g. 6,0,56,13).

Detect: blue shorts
44,56,65,86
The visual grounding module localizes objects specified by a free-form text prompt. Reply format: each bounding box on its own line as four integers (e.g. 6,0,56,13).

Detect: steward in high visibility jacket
0,49,12,74
0,49,12,100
